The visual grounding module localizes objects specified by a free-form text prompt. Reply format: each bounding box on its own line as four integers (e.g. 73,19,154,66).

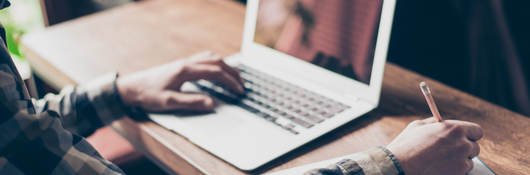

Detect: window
0,0,44,59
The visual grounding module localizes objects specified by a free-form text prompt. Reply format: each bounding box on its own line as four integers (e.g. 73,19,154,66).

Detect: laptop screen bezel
240,0,396,105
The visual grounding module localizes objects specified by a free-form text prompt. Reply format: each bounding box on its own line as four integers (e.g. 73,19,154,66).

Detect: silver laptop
150,0,396,171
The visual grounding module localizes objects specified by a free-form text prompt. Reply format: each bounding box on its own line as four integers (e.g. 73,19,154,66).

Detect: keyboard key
286,115,313,128
322,112,335,118
329,106,346,114
297,112,324,123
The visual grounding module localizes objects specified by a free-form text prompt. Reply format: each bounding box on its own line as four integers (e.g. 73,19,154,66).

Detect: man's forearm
33,73,130,136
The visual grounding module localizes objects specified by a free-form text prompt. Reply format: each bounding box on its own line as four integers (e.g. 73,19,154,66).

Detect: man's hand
116,51,244,112
387,117,483,175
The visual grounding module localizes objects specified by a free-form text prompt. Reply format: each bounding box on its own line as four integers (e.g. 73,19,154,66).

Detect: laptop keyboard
193,65,351,135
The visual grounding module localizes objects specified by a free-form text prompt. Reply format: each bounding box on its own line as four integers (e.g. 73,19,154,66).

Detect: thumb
164,92,215,112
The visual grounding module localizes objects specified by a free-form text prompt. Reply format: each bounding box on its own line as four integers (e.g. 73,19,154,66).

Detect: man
0,1,482,174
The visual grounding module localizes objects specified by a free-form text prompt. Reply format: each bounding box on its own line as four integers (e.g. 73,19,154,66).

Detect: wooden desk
21,0,530,174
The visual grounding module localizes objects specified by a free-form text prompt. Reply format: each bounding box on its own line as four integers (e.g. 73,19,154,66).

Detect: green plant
3,22,24,57
0,0,44,59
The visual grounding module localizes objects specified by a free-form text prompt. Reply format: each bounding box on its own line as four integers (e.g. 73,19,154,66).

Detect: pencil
419,81,443,122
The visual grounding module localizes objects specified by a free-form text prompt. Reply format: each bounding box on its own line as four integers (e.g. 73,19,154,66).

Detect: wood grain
23,0,244,89
21,0,530,174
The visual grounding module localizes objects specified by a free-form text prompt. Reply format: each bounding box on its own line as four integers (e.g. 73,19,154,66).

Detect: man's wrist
82,73,132,124
114,74,147,120
115,75,140,107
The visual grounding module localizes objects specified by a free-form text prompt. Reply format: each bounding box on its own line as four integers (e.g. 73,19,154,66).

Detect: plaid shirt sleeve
304,147,405,175
1,62,127,174
33,73,129,137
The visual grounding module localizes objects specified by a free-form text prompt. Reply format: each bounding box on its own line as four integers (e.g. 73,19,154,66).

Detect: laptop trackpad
149,102,295,168
149,103,253,135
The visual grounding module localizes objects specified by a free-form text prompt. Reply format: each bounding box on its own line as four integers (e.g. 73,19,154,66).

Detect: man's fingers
444,120,483,141
415,119,483,141
461,122,483,141
468,141,480,159
166,92,215,111
216,61,244,85
194,52,244,84
464,159,474,173
182,64,244,94
200,65,244,94
186,51,244,86
466,124,483,141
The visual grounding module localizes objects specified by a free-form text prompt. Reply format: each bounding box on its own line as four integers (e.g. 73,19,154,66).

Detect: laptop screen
254,0,384,85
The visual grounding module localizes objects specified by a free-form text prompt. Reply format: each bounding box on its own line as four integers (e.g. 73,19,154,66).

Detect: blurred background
0,0,43,62
0,0,43,97
1,0,528,174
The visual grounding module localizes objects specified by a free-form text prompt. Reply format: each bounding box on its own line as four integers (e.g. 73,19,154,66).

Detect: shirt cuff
347,146,404,175
82,73,133,125
378,146,405,175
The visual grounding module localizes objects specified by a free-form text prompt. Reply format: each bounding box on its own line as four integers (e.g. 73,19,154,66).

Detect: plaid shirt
0,2,127,172
0,39,127,175
0,1,403,174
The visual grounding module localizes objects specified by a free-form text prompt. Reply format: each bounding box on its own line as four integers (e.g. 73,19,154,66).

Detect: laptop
149,0,396,171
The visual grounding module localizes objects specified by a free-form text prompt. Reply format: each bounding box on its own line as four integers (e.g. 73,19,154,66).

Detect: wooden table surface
21,0,530,174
